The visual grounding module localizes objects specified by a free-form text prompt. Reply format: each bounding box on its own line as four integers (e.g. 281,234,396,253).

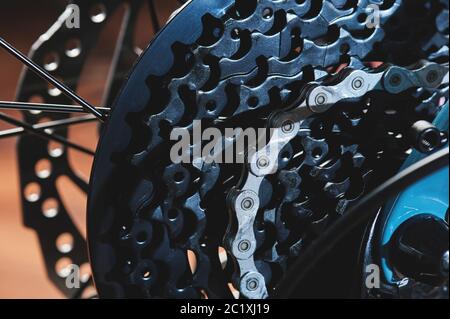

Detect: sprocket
87,0,449,298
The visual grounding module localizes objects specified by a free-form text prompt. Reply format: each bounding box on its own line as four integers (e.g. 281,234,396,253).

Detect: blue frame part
379,102,449,283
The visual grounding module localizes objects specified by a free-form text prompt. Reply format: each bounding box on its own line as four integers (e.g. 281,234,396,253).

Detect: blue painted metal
379,102,449,283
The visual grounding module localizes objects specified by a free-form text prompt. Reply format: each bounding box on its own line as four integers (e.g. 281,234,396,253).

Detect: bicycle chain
88,0,449,298
226,60,448,298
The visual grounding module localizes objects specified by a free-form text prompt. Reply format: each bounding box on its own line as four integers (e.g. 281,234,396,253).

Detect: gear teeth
309,214,331,236
87,0,448,299
289,200,315,220
310,160,342,181
324,178,352,199
289,238,306,258
336,170,373,215
278,170,302,202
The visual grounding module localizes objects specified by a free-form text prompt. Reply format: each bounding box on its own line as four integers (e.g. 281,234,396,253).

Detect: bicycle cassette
87,0,449,299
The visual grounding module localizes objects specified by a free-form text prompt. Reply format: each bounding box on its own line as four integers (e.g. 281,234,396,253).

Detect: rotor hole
90,4,107,23
42,198,59,218
81,285,97,299
24,182,41,203
55,257,73,278
56,232,74,254
35,159,52,179
80,263,91,283
48,140,64,158
28,95,44,115
47,78,64,97
65,38,82,58
43,52,59,72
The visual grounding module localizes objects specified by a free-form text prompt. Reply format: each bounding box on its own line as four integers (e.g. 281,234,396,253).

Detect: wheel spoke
148,0,161,33
0,101,110,115
0,112,95,155
0,114,97,139
0,37,106,122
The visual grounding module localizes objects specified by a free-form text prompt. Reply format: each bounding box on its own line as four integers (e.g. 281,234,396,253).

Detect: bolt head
241,197,255,210
389,74,402,86
352,77,364,90
238,240,251,252
281,120,295,134
235,190,259,213
426,70,439,84
247,278,259,291
257,156,270,169
315,93,327,105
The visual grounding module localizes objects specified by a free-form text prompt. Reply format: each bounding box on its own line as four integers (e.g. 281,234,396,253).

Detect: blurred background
0,0,178,298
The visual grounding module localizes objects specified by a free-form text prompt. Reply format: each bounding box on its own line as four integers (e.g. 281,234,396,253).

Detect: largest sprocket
88,0,449,298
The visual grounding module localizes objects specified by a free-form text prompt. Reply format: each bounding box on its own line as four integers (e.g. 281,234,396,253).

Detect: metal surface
226,61,448,298
0,101,109,115
0,36,105,121
12,0,180,298
0,112,94,155
1,0,443,300
87,0,449,298
362,102,449,298
0,115,97,139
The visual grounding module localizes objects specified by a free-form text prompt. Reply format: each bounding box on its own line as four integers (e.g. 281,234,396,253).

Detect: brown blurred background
0,0,177,298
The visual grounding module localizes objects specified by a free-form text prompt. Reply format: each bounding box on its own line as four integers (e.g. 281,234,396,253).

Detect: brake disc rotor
14,0,183,298
88,0,448,298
